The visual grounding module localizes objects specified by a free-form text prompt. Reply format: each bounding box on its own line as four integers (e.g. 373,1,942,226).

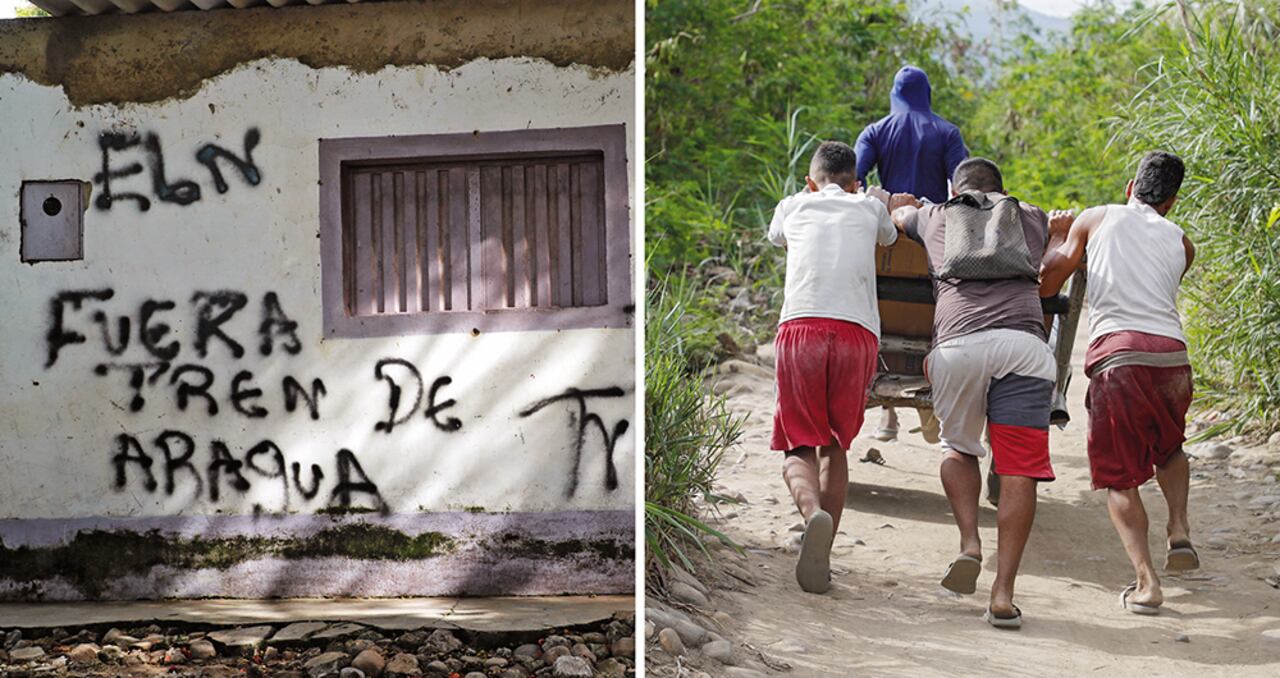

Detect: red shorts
771,318,878,451
1085,332,1193,490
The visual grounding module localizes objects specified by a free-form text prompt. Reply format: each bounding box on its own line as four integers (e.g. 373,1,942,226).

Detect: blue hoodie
855,66,968,203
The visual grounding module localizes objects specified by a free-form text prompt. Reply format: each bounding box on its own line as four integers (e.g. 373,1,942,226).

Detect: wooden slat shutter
342,153,608,318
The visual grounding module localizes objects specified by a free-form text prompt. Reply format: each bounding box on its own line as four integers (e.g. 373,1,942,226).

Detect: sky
1019,0,1097,17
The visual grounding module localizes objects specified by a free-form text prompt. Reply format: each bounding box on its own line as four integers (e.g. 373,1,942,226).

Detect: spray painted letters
94,129,263,212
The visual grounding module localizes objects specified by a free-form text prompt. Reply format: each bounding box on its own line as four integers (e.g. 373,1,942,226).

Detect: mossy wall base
0,510,633,601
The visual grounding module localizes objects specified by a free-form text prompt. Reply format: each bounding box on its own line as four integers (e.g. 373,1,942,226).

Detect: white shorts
926,328,1055,461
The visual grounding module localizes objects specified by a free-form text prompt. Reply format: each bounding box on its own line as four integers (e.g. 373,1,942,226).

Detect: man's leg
783,447,821,520
817,444,848,534
1107,487,1162,607
1156,449,1191,547
990,475,1037,617
941,450,983,559
874,407,899,441
785,445,834,593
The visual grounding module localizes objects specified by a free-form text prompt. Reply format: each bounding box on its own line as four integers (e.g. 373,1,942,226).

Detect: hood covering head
889,65,932,113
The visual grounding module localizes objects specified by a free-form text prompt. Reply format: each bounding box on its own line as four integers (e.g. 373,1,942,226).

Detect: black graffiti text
111,431,385,513
94,128,263,212
45,288,302,368
94,362,326,419
372,358,463,434
519,387,630,498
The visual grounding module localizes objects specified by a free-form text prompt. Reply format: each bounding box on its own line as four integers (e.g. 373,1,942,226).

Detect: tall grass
645,274,744,576
1119,0,1280,433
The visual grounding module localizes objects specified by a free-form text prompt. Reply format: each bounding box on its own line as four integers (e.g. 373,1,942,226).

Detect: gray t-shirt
905,194,1049,345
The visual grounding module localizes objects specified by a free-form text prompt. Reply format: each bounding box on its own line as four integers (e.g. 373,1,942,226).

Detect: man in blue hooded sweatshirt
856,65,969,203
857,65,969,441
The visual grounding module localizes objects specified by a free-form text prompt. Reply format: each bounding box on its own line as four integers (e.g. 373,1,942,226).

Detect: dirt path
649,322,1280,677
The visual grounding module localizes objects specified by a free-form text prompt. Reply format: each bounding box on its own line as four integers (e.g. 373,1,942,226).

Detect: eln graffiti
93,128,263,212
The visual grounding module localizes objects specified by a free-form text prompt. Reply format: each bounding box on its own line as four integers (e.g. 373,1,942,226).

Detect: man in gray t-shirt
903,188,1049,345
887,157,1071,629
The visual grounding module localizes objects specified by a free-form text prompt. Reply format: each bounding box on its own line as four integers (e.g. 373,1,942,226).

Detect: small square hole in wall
21,180,86,263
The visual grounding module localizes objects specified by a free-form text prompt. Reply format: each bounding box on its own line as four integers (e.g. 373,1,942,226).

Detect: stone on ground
385,652,419,675
1194,442,1234,460
352,647,386,676
551,655,594,677
311,623,366,641
422,628,463,654
102,628,139,646
189,639,217,660
670,580,710,607
207,625,274,649
66,643,100,663
304,650,350,678
673,618,711,647
596,657,627,677
611,636,635,658
657,627,686,656
272,621,329,644
542,645,571,663
703,638,733,663
10,646,46,661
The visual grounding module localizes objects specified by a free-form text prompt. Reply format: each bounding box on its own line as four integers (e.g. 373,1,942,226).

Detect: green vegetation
647,0,976,363
646,0,1280,578
973,0,1280,432
14,4,50,17
644,275,743,575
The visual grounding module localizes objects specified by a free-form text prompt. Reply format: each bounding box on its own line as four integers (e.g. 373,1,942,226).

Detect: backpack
936,192,1038,282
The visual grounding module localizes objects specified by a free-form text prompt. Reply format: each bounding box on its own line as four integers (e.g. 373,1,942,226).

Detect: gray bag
936,192,1038,281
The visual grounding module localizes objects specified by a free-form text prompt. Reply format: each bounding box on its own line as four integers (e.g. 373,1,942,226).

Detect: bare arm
1182,235,1196,279
1040,206,1106,298
767,197,790,248
889,194,924,233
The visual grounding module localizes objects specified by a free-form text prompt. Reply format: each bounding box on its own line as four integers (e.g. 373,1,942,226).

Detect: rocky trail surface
0,614,636,677
646,322,1280,677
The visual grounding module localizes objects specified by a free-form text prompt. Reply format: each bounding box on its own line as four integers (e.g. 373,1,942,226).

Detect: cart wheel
986,465,1001,507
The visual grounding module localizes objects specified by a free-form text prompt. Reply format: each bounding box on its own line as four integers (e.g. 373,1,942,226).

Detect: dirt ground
651,321,1280,677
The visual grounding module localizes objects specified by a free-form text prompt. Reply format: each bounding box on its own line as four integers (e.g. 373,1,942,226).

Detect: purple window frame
319,125,632,338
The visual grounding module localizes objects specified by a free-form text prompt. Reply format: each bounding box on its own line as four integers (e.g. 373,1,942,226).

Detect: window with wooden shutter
319,126,631,337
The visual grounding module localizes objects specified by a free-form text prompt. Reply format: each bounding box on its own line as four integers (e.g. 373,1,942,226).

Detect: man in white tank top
1040,151,1198,616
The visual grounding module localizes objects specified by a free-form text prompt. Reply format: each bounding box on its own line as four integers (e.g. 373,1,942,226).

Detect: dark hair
1133,151,1184,206
952,157,1003,193
809,141,857,187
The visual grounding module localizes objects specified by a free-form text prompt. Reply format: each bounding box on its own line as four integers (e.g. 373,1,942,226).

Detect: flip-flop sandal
1120,582,1161,615
983,604,1022,630
1166,541,1200,572
940,554,982,594
796,509,834,594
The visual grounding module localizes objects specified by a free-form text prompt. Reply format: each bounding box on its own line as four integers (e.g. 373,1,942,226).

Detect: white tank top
1085,201,1187,343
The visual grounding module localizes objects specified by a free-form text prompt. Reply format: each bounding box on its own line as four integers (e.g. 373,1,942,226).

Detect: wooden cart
866,237,1088,502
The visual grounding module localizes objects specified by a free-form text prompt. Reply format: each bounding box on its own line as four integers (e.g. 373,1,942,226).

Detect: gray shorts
925,328,1055,460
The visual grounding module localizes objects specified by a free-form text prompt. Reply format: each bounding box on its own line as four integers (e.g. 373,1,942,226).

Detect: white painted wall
0,57,635,521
